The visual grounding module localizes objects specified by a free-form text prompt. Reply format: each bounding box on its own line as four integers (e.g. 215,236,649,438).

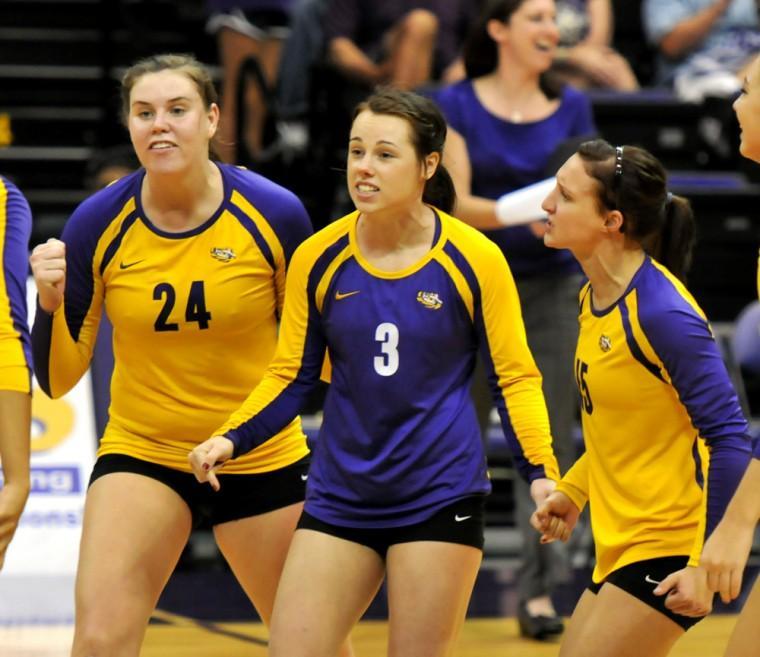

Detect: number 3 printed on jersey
153,281,212,332
374,322,399,376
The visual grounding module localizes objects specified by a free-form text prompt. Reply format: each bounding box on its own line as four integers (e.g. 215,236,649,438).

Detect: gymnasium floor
0,614,744,657
3,558,756,656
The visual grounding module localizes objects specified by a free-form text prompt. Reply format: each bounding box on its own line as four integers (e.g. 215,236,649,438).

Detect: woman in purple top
433,0,596,640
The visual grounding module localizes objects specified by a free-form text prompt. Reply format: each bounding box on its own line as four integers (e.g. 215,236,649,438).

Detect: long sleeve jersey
557,257,751,582
32,163,312,473
216,208,560,527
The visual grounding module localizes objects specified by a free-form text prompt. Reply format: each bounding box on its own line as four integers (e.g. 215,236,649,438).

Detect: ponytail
578,139,696,282
423,163,457,214
643,194,695,282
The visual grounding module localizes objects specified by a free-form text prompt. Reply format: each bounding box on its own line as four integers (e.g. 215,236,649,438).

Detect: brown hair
353,87,456,213
463,0,562,99
577,139,695,281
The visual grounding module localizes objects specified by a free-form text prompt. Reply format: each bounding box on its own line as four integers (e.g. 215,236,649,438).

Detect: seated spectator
207,0,295,163
323,0,480,91
552,0,639,90
276,0,330,127
642,0,760,100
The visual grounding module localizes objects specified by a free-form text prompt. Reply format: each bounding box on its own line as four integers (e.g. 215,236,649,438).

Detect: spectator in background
552,0,639,90
432,0,596,640
275,0,330,151
324,0,480,92
84,144,140,191
0,175,32,572
207,0,294,163
642,0,760,101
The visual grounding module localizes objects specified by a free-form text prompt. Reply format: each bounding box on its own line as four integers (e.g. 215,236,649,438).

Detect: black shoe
517,601,564,641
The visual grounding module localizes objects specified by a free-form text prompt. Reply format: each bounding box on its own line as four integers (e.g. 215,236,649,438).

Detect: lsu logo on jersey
599,334,612,352
416,291,442,310
210,247,236,262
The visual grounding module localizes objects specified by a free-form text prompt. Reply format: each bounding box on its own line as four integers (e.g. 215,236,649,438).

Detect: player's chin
542,228,560,249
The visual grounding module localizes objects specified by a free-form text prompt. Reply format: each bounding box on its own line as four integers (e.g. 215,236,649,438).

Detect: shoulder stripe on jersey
442,242,481,308
61,198,137,343
434,251,474,321
99,211,140,276
619,299,665,383
691,436,705,489
226,202,275,271
315,244,353,312
307,234,350,305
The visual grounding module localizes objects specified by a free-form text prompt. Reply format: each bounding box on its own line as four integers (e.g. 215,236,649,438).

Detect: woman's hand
654,566,713,617
530,490,579,544
29,238,66,313
188,436,235,491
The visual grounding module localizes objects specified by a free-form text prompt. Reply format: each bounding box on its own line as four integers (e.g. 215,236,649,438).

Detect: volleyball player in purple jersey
190,87,560,657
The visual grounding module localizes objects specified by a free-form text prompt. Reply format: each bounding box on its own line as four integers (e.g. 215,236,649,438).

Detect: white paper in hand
494,177,555,226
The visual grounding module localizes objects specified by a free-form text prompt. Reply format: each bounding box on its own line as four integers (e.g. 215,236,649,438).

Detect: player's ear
604,209,624,234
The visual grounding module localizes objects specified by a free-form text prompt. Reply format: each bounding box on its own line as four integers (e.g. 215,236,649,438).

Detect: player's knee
399,10,439,40
74,628,119,657
74,618,138,657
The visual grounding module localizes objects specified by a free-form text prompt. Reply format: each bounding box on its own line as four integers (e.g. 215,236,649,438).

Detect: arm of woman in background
583,0,613,47
443,128,504,230
656,0,732,59
444,128,552,231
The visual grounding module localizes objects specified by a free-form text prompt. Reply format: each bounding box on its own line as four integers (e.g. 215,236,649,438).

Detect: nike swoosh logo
644,575,662,585
300,474,308,481
120,259,145,270
335,290,360,301
454,515,472,522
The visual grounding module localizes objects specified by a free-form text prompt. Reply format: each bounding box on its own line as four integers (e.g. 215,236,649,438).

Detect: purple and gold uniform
557,257,751,583
0,176,32,394
216,208,560,527
32,163,312,473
